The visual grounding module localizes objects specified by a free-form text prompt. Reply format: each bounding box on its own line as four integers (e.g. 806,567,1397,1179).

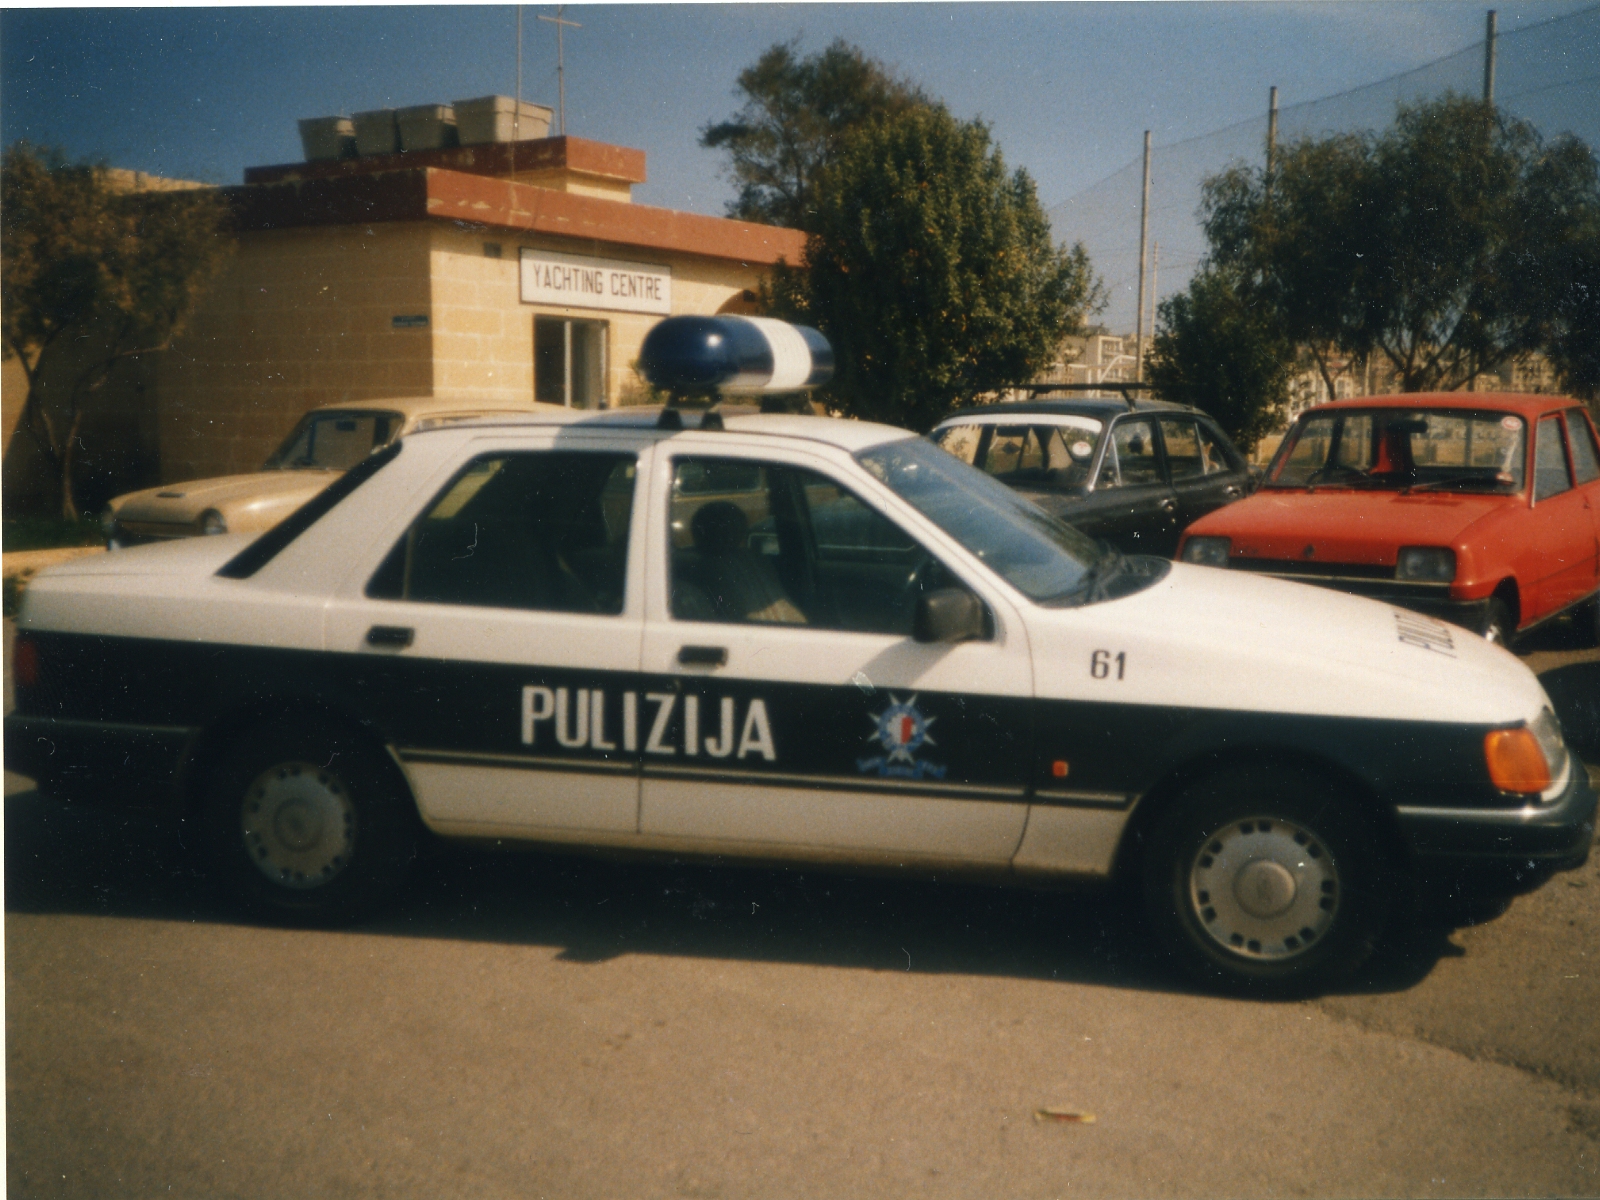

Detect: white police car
6,317,1593,995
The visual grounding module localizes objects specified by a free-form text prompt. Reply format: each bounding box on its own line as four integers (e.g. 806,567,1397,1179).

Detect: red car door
1564,409,1600,600
1525,413,1594,621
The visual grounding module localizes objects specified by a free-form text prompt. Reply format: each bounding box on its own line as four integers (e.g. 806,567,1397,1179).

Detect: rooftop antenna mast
539,5,582,136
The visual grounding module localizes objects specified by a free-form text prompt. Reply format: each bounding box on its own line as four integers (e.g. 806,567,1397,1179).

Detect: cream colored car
103,396,564,546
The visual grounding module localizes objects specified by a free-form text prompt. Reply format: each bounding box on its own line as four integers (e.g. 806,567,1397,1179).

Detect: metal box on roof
454,95,554,145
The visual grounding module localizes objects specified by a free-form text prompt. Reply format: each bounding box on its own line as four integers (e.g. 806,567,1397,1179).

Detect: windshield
1269,408,1526,492
264,410,403,471
857,437,1108,602
931,417,1104,492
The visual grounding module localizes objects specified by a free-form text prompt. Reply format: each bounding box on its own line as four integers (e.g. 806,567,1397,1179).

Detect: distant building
3,101,805,513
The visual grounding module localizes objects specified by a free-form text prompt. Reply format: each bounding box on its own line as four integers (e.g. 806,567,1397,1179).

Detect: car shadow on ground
4,785,1497,1001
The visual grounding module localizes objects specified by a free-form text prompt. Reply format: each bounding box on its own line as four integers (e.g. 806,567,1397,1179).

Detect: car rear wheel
1142,766,1392,996
202,722,418,924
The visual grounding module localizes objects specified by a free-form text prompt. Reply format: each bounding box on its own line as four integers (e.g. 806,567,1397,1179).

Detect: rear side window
1534,416,1573,502
217,441,403,579
367,451,636,614
1566,411,1600,485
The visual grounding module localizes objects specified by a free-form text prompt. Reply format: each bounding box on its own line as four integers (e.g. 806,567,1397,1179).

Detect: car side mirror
913,588,986,644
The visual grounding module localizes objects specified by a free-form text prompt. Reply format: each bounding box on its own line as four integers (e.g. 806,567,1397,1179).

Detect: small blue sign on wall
391,314,429,329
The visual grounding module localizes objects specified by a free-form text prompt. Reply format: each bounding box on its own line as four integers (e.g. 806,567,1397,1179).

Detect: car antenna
639,316,834,431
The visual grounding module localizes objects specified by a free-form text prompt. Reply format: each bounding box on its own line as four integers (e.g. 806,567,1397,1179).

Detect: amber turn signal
1484,727,1551,794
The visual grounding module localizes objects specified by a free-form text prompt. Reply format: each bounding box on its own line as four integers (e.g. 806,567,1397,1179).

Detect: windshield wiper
1404,472,1514,495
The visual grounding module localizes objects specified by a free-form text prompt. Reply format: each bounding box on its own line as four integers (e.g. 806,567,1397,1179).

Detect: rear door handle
366,625,414,648
678,645,727,667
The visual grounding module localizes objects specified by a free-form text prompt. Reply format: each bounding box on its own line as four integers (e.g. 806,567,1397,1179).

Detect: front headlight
1181,536,1231,567
1395,546,1456,583
200,510,228,536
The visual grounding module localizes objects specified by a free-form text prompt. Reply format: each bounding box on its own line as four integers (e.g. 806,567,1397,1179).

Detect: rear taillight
13,634,39,689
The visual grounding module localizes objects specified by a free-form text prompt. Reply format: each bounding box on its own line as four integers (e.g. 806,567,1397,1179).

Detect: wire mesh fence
1049,5,1600,334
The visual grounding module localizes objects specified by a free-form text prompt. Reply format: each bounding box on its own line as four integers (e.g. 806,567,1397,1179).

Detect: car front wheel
1481,598,1515,647
202,722,418,924
1142,766,1392,996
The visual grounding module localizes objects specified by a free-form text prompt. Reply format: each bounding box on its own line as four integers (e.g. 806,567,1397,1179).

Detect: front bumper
4,714,196,808
1226,568,1492,634
1396,753,1596,872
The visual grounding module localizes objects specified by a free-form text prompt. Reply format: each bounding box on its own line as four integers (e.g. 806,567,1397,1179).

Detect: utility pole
514,5,523,174
539,5,582,136
1266,86,1279,179
1483,10,1498,104
1134,130,1152,383
1148,242,1160,347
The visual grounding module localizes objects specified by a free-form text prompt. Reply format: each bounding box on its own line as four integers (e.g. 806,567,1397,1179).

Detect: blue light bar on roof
639,315,834,395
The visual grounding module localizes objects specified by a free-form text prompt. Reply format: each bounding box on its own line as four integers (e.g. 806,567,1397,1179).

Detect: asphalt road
6,616,1599,1198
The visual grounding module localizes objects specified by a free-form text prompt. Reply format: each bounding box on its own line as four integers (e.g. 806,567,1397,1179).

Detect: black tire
1141,765,1393,997
202,722,418,924
1481,598,1515,648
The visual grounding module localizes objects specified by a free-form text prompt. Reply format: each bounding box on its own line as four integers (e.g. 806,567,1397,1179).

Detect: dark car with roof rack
928,389,1255,557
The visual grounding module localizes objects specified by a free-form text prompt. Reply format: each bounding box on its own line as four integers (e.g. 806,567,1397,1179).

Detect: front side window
1196,422,1235,475
1534,415,1573,502
1269,409,1526,492
857,438,1119,603
1159,419,1205,480
1097,418,1162,489
670,457,943,636
1566,411,1600,485
367,451,636,613
265,411,402,472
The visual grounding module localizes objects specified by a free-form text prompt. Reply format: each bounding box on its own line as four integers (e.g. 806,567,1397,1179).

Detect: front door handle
1159,498,1178,513
678,645,727,667
366,625,414,649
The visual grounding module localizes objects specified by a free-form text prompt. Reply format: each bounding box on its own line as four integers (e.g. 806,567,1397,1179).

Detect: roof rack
1016,381,1154,411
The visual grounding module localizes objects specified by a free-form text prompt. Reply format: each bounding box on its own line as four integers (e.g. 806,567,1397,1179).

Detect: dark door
1159,416,1250,535
1065,416,1179,556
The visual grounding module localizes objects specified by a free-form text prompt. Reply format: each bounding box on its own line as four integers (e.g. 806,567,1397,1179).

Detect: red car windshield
1268,409,1526,493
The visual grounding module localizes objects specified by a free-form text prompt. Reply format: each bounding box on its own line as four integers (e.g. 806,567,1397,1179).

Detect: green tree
1147,266,1293,453
1546,204,1600,405
2,143,231,517
769,106,1103,431
700,39,929,229
1202,95,1599,394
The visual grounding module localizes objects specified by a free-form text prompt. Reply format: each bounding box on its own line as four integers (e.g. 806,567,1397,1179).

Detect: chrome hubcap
1188,817,1339,960
241,761,356,890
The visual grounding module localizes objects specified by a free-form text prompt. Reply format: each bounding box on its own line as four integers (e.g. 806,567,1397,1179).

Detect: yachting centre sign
520,249,672,315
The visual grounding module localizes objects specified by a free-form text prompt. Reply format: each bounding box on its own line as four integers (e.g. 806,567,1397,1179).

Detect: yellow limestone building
2,127,806,509
159,133,805,482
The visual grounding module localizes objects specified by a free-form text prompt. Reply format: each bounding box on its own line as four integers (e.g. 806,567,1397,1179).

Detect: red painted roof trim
225,167,808,266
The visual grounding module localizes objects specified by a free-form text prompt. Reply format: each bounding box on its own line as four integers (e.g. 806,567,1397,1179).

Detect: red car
1177,393,1600,646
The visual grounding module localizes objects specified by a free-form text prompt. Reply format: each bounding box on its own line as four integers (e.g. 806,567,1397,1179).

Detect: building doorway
535,316,608,408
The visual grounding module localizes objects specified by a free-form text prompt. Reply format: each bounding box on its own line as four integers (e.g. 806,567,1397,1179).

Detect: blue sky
4,3,1596,328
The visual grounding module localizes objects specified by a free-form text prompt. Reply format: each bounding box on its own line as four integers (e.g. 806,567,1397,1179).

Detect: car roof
400,405,918,454
934,396,1198,424
311,395,569,419
1304,392,1581,418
